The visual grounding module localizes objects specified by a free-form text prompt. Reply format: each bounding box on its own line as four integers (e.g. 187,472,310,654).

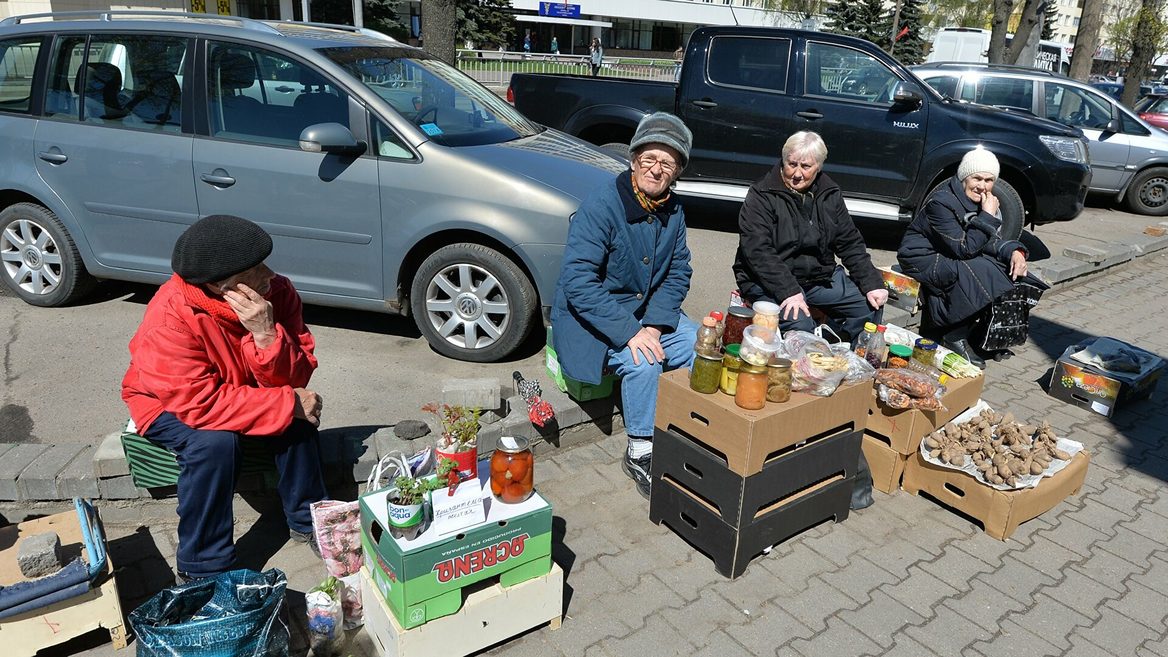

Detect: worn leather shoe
992,348,1015,362
944,338,986,369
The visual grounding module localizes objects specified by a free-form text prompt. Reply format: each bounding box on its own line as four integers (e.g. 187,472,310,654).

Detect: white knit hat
958,147,1000,181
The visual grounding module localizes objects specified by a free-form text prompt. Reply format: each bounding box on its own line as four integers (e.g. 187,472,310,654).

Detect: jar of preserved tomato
735,363,768,410
724,306,755,346
490,436,534,504
720,344,742,395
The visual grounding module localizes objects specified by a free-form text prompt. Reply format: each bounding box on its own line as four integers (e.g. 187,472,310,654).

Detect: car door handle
274,85,296,93
796,110,823,120
38,151,68,164
691,99,718,109
200,173,236,187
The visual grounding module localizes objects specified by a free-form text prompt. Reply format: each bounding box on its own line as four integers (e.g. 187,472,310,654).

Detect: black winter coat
897,177,1026,328
732,167,883,303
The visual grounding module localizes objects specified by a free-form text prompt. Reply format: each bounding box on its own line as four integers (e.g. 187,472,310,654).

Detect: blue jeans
606,315,698,437
779,266,882,342
146,412,328,578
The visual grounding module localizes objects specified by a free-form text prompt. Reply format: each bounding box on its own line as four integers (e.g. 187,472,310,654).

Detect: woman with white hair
897,147,1032,368
733,130,888,342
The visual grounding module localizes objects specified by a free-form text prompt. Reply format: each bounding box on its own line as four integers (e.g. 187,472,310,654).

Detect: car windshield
319,45,542,147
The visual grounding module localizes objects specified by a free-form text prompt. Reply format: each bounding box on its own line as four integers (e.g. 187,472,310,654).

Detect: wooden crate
0,510,126,656
360,563,563,657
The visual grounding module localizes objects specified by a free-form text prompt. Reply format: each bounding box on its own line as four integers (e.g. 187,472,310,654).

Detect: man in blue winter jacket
551,112,698,498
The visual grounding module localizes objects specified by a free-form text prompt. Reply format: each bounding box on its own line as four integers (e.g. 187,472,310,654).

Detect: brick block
1032,255,1096,284
17,532,64,577
93,431,131,478
0,444,51,500
99,474,146,499
58,445,100,499
17,443,87,500
440,377,500,411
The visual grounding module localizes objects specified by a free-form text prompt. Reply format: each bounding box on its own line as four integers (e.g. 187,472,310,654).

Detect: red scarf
175,275,246,332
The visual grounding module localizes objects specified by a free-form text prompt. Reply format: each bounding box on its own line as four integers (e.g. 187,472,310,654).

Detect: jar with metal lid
720,344,742,395
489,436,534,504
886,344,913,369
724,306,755,347
766,357,793,403
689,353,722,394
735,363,768,410
913,338,938,368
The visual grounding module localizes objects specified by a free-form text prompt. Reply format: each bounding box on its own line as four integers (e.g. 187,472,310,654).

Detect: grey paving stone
93,431,132,478
712,559,801,612
977,554,1057,605
57,445,100,500
756,540,837,593
967,623,1062,657
1075,607,1164,657
774,575,861,633
565,556,628,605
591,573,684,631
660,588,749,646
857,536,936,579
1038,516,1109,558
0,444,52,500
878,564,961,620
723,605,812,655
1101,579,1168,632
952,534,1016,569
1031,256,1096,284
1060,497,1128,538
1007,592,1092,651
440,377,500,410
1095,524,1163,567
903,603,994,655
690,630,754,657
1008,534,1082,580
880,633,942,657
17,443,88,500
1119,506,1168,543
1072,544,1148,594
659,550,745,602
919,542,998,591
788,615,882,657
1064,635,1127,657
836,589,926,650
1085,479,1152,517
942,578,1027,633
817,554,901,605
801,522,878,568
599,615,696,657
1042,568,1119,622
98,474,146,499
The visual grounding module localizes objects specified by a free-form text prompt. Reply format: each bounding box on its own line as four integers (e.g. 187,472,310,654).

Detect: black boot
941,324,985,369
992,348,1015,362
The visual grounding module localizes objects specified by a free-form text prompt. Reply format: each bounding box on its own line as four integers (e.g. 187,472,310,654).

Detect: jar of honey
490,436,534,504
735,363,768,410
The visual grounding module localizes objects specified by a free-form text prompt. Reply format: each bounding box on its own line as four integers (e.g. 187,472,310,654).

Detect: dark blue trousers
780,266,883,342
146,412,328,578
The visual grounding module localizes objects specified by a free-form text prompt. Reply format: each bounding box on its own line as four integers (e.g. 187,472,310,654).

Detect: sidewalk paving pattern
23,252,1168,656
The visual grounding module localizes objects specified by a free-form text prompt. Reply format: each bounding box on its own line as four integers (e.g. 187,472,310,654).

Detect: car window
805,41,898,105
0,38,41,114
920,74,959,99
207,41,350,147
967,76,1033,111
707,36,790,93
1149,97,1168,113
43,34,187,131
1044,82,1113,130
372,117,413,159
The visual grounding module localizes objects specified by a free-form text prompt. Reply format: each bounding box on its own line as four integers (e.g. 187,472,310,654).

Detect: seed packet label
420,123,443,136
431,478,486,536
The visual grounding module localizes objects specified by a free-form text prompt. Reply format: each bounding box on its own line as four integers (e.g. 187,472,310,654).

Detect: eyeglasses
637,154,679,174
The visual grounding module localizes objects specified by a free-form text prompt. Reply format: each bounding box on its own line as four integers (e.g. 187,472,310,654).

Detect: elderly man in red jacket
122,215,327,582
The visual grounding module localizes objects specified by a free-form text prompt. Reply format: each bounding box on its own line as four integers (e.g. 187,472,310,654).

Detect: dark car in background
1092,82,1168,104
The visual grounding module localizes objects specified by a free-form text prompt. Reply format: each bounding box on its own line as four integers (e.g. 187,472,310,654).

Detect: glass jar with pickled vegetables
735,363,768,410
766,357,793,403
720,344,742,395
724,306,755,347
490,436,534,504
913,339,938,368
690,353,722,394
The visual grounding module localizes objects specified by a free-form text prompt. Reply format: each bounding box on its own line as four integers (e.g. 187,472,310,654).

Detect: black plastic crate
649,424,861,528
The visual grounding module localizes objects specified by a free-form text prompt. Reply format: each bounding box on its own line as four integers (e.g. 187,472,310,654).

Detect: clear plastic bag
874,368,942,398
783,330,830,357
830,344,876,383
306,577,344,656
791,351,850,396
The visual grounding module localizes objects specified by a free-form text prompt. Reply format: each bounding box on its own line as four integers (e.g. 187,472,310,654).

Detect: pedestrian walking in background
590,37,603,77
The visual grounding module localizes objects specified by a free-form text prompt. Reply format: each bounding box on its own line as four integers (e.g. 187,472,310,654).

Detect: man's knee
184,429,239,463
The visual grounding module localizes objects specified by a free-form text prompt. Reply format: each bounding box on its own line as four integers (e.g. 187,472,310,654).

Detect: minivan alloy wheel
425,262,510,349
0,203,94,307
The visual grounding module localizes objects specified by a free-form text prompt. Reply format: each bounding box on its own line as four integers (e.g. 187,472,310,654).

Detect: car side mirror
1104,118,1121,134
891,81,924,106
299,123,366,156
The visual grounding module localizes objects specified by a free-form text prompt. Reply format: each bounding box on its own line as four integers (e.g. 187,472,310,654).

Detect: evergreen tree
1042,0,1058,40
887,0,928,64
824,0,865,38
856,0,891,45
456,0,516,51
310,0,405,40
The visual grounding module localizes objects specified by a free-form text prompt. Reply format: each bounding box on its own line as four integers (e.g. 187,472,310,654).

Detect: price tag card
430,478,486,536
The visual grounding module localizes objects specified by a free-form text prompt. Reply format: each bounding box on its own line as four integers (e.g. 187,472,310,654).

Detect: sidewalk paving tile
969,623,1062,657
976,554,1057,604
836,589,927,650
788,616,882,657
1075,607,1165,657
876,565,959,621
1006,592,1093,651
721,605,812,655
598,615,697,657
942,578,1028,633
1100,579,1168,632
903,604,995,655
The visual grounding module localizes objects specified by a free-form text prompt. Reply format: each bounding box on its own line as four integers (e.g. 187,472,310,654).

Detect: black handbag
973,273,1049,351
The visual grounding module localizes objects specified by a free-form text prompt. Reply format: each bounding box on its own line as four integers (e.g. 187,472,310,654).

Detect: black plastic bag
129,568,288,657
974,274,1048,352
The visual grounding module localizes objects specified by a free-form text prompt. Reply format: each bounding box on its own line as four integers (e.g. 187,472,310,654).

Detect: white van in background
927,27,1072,74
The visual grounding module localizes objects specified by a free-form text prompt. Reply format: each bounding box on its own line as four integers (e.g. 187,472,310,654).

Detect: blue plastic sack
128,568,288,657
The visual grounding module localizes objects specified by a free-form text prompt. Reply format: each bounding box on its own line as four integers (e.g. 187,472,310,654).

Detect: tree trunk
421,0,457,65
988,0,1016,63
1123,0,1162,106
1069,0,1104,81
1002,0,1046,64
888,0,903,54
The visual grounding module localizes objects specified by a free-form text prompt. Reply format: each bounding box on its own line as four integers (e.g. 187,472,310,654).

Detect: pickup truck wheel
410,244,538,362
0,202,95,307
924,178,1024,240
1124,167,1168,216
600,142,630,161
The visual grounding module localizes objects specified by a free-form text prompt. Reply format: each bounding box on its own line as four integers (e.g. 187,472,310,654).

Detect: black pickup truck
509,26,1092,239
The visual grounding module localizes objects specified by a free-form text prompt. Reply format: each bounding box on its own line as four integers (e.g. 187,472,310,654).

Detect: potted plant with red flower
424,403,481,480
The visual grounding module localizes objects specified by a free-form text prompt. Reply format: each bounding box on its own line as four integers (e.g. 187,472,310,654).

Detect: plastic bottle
865,324,888,369
694,316,721,358
853,322,877,360
708,311,725,341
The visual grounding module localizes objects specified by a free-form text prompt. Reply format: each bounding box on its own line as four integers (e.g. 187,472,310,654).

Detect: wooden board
361,563,562,657
0,509,127,656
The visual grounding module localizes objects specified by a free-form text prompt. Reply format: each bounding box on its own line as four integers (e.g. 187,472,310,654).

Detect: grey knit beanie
171,215,273,284
629,112,693,167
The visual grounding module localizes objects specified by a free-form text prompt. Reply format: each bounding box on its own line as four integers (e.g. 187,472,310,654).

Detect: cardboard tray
862,432,907,495
865,373,984,454
654,369,870,476
902,451,1089,540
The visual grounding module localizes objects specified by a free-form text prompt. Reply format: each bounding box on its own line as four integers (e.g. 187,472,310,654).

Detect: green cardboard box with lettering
359,482,552,629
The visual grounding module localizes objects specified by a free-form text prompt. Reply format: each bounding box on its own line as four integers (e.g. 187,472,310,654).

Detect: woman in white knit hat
896,147,1033,369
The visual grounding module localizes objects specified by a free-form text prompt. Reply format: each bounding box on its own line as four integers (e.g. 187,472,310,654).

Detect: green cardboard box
359,473,553,630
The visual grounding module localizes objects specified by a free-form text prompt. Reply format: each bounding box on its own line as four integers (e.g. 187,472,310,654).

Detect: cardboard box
862,432,907,494
1047,341,1164,418
879,266,921,314
654,369,870,476
544,327,615,401
865,373,984,454
359,471,552,630
901,451,1089,540
360,563,562,657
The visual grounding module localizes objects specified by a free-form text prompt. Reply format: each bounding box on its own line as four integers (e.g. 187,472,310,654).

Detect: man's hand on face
223,283,277,348
626,327,665,366
293,387,322,427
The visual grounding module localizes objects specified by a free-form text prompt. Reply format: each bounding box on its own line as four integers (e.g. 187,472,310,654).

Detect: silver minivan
913,63,1168,216
0,12,623,361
